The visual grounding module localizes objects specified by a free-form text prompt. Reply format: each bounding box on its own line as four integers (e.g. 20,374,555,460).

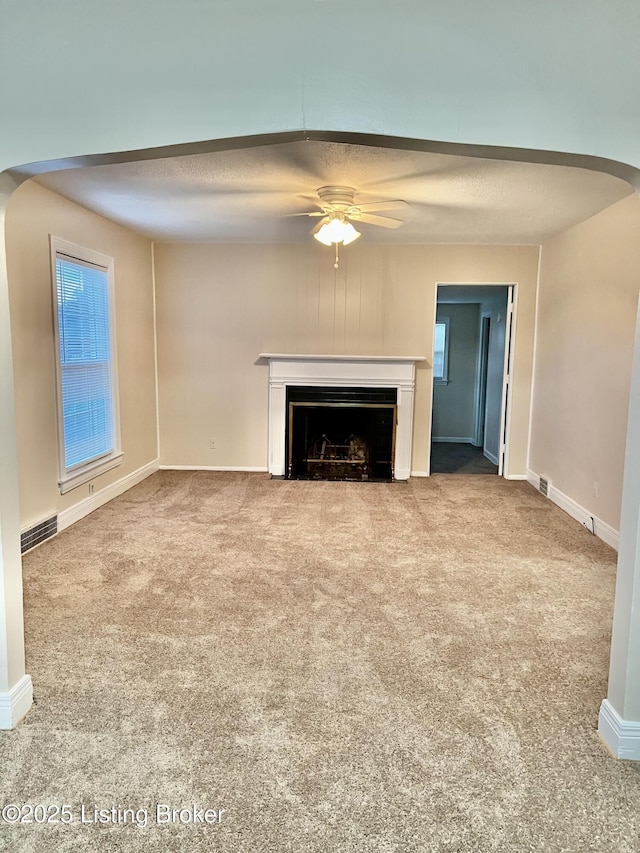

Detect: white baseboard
484,448,499,466
527,469,619,551
159,465,269,473
0,674,33,729
526,470,539,490
505,474,528,480
599,699,640,760
410,470,429,478
431,437,475,444
58,458,160,532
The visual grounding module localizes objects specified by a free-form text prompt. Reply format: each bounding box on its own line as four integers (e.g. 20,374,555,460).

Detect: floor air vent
539,476,549,497
21,516,57,554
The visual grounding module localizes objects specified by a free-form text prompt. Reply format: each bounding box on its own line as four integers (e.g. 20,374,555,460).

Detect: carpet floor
2,471,639,852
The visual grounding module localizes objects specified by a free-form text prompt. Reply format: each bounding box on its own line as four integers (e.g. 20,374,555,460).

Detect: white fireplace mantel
259,353,426,363
260,354,425,480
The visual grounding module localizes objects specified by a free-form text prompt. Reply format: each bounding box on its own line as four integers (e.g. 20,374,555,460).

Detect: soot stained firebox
286,386,397,481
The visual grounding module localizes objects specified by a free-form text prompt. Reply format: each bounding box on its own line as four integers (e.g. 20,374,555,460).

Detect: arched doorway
1,131,639,761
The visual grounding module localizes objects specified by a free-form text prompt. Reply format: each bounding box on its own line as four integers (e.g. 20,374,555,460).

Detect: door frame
473,312,492,449
429,282,517,478
498,284,515,477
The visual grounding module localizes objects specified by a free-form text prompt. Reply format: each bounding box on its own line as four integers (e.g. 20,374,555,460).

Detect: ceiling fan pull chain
334,244,339,269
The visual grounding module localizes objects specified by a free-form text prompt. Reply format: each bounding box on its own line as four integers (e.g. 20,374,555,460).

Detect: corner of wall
526,244,543,474
151,240,161,463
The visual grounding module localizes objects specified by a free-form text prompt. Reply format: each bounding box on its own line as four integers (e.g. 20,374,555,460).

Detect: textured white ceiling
35,140,633,244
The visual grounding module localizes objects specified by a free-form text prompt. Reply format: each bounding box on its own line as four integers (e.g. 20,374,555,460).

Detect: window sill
59,452,124,494
433,379,450,386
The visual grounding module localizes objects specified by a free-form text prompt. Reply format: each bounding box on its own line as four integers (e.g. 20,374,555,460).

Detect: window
50,237,122,493
433,317,450,384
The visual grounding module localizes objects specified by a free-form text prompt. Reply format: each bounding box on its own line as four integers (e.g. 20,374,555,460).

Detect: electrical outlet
209,437,216,450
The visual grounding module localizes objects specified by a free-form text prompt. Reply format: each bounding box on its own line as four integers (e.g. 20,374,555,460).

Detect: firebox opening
286,386,397,482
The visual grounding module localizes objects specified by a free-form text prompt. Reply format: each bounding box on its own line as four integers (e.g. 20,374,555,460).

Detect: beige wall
432,303,480,441
530,194,640,530
6,182,158,529
4,188,539,531
154,242,539,475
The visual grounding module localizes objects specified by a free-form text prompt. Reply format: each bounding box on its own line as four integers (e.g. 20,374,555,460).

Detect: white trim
527,468,619,551
526,469,539,490
59,452,123,494
474,311,492,447
526,245,543,474
0,674,33,729
259,353,426,362
410,470,429,477
498,285,516,477
505,474,528,481
49,236,122,492
431,283,516,481
426,285,439,476
159,465,268,473
151,242,161,463
262,355,421,480
58,458,159,532
431,436,476,443
598,699,640,760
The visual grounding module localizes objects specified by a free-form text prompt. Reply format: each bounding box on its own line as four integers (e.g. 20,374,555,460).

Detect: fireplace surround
287,385,397,481
260,354,425,480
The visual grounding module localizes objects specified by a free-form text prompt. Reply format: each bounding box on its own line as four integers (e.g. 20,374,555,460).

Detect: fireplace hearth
286,386,396,481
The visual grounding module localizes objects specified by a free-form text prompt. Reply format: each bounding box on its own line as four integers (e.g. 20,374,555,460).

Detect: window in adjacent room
433,317,450,384
50,237,122,493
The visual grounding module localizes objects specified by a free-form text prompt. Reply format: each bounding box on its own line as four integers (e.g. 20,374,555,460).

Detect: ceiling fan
300,185,407,234
295,186,408,267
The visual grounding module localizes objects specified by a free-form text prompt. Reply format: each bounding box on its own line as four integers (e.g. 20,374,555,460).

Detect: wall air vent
539,476,549,497
20,516,57,554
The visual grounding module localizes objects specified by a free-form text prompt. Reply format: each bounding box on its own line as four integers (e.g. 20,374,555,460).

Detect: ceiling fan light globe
341,222,361,245
313,225,334,246
325,217,349,244
314,215,361,248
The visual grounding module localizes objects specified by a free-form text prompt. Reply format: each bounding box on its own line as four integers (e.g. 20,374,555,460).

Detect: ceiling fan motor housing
317,186,357,211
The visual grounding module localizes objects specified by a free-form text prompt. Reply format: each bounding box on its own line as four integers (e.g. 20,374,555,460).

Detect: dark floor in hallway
430,441,498,474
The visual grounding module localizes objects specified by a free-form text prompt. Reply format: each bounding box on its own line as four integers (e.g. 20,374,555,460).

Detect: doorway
430,284,513,475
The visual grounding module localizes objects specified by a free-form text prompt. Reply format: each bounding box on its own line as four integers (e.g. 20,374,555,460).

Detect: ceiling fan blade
353,200,409,212
288,211,326,217
351,212,404,228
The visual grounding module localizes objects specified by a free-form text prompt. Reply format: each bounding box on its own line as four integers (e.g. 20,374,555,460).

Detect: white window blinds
55,254,115,470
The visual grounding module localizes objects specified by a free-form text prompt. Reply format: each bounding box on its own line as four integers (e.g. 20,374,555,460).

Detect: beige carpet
2,472,640,852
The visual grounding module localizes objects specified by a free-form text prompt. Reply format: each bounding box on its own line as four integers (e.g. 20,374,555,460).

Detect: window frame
50,236,123,494
433,316,451,385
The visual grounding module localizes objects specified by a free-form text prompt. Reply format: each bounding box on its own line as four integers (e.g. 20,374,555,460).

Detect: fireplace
260,354,425,481
286,386,397,481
